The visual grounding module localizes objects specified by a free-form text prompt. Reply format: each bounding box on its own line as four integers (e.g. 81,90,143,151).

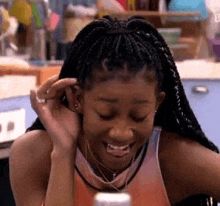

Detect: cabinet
0,96,37,159
182,79,220,149
176,60,220,149
0,95,37,206
0,96,37,130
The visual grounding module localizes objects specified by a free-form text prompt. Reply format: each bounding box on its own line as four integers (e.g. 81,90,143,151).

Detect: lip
103,141,135,147
103,142,135,158
108,152,129,158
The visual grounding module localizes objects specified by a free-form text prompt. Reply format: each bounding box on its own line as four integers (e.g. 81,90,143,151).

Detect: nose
109,126,134,142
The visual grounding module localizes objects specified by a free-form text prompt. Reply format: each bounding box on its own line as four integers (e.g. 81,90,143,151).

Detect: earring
75,103,78,110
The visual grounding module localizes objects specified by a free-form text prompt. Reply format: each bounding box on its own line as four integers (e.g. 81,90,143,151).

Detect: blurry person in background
45,0,125,60
9,0,32,54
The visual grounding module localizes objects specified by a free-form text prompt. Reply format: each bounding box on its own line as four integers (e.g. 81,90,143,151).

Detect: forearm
44,146,77,206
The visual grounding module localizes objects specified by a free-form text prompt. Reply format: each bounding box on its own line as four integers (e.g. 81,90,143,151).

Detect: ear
65,84,84,114
155,91,165,111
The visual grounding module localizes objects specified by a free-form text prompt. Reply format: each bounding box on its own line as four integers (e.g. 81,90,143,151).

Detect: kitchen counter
176,60,220,80
1,60,220,83
0,56,30,69
0,65,61,86
0,75,36,100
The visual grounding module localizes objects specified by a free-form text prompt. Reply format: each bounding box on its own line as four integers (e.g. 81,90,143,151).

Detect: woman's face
78,75,164,171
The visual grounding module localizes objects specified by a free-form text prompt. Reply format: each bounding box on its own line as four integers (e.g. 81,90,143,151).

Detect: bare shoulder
10,129,52,172
159,129,220,204
9,130,53,205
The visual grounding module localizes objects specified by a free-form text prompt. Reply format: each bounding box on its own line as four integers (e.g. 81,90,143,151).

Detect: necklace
86,140,136,192
95,154,135,192
97,158,118,180
86,140,120,181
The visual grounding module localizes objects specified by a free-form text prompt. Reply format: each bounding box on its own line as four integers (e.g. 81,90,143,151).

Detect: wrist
51,144,77,159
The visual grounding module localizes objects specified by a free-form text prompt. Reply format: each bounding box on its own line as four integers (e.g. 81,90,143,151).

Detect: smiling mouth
104,142,135,157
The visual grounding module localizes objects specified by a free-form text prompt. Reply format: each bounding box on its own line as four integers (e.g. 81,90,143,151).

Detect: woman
9,15,220,206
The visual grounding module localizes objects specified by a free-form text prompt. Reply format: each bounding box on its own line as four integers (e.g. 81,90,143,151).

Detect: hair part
84,59,158,92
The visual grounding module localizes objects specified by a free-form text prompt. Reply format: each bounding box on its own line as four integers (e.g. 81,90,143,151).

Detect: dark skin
9,73,220,206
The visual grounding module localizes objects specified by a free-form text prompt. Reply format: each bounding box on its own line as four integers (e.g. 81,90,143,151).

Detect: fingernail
51,75,59,79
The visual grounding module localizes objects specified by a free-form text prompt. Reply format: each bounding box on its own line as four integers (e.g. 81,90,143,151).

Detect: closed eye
130,114,148,122
99,114,115,120
96,111,116,121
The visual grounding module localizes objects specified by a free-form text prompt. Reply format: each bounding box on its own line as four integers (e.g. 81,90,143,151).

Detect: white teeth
106,144,131,157
107,144,129,150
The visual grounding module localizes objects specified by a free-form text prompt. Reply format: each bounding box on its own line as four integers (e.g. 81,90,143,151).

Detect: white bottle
94,192,132,206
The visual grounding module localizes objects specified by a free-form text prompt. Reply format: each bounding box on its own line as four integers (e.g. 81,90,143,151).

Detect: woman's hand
30,75,81,152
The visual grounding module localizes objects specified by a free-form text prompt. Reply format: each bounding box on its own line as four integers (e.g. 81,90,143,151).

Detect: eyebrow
96,97,118,103
131,99,150,104
96,97,150,104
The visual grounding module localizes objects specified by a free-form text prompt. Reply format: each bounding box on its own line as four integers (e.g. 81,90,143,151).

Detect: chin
98,151,135,171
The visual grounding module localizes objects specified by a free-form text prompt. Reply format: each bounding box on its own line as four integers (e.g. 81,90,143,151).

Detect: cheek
136,114,155,142
82,110,105,137
137,124,153,140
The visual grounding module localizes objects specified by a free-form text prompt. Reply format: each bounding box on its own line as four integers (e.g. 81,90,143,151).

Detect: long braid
152,29,218,152
124,17,219,205
124,16,219,153
27,15,218,205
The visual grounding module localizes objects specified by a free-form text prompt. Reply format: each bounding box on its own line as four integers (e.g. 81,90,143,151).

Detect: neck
91,154,137,182
92,164,118,182
77,135,144,182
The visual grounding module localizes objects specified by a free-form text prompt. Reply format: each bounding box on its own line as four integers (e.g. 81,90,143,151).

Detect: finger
46,78,77,99
37,75,59,99
30,89,45,114
30,90,53,130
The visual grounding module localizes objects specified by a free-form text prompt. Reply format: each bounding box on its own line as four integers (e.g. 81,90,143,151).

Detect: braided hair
28,15,219,205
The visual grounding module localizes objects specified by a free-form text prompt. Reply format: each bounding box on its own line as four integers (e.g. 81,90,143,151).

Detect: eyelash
98,113,147,122
130,114,148,122
99,114,115,121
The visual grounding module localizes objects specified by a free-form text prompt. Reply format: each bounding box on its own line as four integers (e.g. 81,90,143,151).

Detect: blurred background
1,0,220,205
